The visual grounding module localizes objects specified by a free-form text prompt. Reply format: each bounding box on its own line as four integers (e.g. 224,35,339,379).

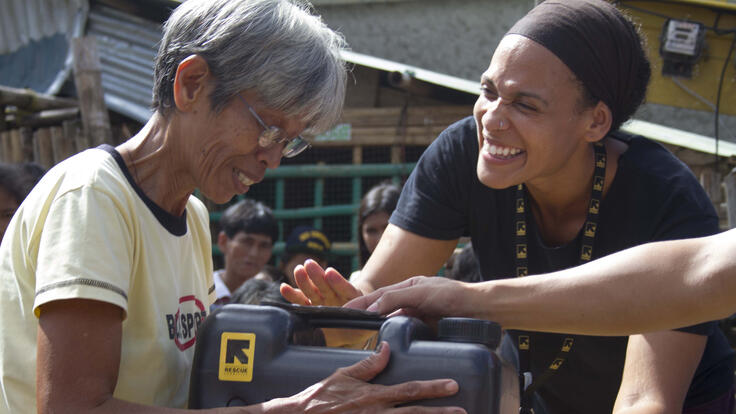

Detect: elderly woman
0,1,463,412
283,0,735,413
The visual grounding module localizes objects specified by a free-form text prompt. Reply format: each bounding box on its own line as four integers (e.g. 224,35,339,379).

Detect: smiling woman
0,1,465,413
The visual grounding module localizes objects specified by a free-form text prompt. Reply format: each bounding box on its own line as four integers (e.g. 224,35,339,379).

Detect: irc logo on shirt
166,295,207,351
589,199,600,214
583,221,597,238
596,154,606,168
516,244,527,259
516,198,525,214
562,338,574,352
593,176,604,192
550,358,565,370
581,245,593,261
518,335,530,350
515,221,526,237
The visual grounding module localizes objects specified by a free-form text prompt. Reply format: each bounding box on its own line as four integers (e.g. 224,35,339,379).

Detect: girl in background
352,182,401,278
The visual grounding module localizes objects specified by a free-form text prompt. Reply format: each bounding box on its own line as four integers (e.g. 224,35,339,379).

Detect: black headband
506,0,647,130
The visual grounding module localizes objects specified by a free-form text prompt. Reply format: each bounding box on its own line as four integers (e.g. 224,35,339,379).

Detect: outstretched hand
266,341,465,414
280,259,374,347
345,276,476,321
280,259,363,307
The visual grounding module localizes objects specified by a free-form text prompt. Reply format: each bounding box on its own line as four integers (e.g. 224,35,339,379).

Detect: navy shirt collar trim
98,144,188,236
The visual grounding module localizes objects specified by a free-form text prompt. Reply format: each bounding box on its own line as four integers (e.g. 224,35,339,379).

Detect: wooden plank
390,146,402,163
699,169,723,205
9,129,23,162
664,144,722,167
312,125,448,147
33,128,54,168
20,127,34,162
63,120,88,152
725,168,736,228
6,107,80,129
72,37,113,147
0,85,78,111
352,146,362,165
6,128,32,162
0,131,7,162
51,126,76,164
349,125,450,139
339,106,472,127
344,65,382,108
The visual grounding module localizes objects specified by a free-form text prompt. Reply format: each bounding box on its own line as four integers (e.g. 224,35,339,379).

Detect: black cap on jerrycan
438,318,503,349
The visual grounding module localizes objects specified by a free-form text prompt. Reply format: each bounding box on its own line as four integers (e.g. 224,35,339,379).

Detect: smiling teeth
488,144,522,158
237,171,254,186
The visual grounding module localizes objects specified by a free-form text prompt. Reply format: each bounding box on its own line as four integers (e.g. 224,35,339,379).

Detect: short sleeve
650,190,720,242
34,186,133,317
390,118,477,240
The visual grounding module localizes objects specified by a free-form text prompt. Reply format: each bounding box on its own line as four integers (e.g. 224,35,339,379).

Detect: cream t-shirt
0,146,215,411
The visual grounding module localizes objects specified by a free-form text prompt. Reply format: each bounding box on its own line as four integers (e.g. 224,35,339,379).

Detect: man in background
213,199,277,305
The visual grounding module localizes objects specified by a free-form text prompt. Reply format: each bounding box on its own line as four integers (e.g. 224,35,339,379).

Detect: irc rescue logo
219,332,256,382
515,221,526,237
166,295,207,351
518,335,530,350
550,358,565,370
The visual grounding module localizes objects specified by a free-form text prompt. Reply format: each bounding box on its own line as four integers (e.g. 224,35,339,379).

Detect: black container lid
437,318,502,349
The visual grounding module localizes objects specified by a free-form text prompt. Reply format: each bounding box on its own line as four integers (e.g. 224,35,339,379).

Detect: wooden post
0,85,77,111
390,146,402,164
350,145,363,272
8,107,79,129
63,119,88,152
20,127,33,162
9,129,24,162
700,169,723,205
5,128,32,161
0,131,8,162
51,126,76,164
33,128,55,168
352,146,362,165
725,168,736,229
72,37,112,147
0,105,6,132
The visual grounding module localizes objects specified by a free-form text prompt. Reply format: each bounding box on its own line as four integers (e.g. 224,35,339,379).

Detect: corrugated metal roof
81,10,482,124
0,0,88,94
86,4,160,122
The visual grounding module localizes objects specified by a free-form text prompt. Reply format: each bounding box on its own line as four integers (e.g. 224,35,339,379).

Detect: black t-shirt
391,117,734,413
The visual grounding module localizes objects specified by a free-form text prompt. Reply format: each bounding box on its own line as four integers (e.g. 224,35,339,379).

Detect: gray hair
152,0,347,134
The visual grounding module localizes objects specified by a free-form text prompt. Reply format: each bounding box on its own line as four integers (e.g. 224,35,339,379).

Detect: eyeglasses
238,95,311,158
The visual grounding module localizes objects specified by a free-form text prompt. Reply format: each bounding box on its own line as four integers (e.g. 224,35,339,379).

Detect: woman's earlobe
172,55,210,111
585,101,613,142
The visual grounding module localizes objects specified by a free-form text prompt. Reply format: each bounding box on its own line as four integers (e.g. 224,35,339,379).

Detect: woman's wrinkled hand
268,341,465,414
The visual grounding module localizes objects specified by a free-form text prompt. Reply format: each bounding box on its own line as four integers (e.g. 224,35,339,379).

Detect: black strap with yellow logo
515,141,606,413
